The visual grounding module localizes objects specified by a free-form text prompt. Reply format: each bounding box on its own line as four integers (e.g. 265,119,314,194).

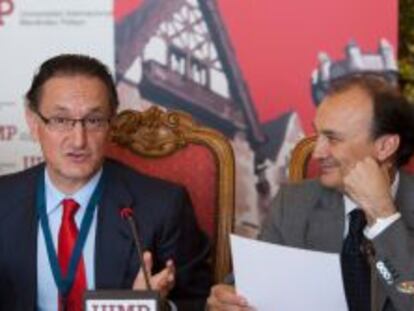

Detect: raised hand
343,157,396,224
132,251,175,298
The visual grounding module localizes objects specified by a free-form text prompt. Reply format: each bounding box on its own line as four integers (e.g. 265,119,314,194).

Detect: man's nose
312,136,328,160
71,121,87,147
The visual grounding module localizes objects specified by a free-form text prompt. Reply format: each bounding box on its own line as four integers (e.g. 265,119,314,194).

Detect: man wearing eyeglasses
0,54,210,310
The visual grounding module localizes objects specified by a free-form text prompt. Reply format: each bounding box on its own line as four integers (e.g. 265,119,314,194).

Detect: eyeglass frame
33,109,112,132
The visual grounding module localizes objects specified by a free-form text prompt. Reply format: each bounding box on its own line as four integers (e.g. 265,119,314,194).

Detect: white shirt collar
44,169,103,215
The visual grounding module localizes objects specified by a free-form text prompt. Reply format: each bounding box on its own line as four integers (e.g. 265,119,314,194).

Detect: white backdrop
0,0,113,174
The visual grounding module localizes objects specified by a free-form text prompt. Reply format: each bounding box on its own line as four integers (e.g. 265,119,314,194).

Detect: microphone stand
122,210,169,311
83,207,169,311
125,216,152,291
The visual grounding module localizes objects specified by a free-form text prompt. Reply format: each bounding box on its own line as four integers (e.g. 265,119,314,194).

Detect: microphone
84,207,165,310
120,207,152,291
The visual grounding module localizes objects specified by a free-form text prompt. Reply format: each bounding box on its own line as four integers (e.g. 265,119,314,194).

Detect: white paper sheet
230,234,348,311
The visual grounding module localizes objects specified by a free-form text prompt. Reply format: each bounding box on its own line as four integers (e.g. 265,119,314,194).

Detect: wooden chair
105,106,235,283
289,135,318,182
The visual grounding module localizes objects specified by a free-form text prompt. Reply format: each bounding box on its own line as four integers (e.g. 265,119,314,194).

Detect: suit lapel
4,167,40,308
95,162,135,289
305,188,345,253
21,182,38,308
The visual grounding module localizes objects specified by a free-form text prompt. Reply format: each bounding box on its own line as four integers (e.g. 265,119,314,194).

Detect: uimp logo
23,155,43,169
0,125,17,141
0,0,14,26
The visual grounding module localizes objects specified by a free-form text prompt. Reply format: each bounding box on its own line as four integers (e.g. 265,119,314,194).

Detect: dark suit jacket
0,159,211,310
260,172,414,311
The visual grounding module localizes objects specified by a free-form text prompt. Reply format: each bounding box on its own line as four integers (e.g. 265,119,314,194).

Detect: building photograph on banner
0,0,397,236
114,0,397,236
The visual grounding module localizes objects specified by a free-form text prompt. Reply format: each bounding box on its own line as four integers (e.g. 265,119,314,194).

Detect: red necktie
58,199,86,311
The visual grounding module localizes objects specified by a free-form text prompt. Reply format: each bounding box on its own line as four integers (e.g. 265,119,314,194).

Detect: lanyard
36,170,105,296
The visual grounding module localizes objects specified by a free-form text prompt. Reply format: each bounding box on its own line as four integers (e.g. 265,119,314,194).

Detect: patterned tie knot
349,209,367,236
62,198,80,219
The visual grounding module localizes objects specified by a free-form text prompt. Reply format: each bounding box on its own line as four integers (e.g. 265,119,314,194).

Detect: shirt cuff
363,212,401,239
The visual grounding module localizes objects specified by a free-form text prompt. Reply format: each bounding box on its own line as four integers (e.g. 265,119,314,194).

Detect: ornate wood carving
109,106,235,283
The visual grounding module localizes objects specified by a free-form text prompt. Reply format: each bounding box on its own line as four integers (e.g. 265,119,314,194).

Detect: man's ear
25,107,39,142
374,134,400,162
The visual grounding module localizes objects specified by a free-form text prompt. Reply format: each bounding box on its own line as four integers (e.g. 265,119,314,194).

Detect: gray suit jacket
260,172,414,311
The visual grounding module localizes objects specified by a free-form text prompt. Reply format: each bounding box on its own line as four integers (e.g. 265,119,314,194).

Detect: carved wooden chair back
105,106,235,283
289,135,318,182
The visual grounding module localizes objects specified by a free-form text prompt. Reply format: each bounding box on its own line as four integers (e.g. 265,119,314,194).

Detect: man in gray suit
207,74,414,311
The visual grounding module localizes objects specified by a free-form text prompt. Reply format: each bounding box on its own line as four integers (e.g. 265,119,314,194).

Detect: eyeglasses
35,110,111,132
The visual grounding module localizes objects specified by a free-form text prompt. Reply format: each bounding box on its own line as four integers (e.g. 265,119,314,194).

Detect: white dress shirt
37,169,101,310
